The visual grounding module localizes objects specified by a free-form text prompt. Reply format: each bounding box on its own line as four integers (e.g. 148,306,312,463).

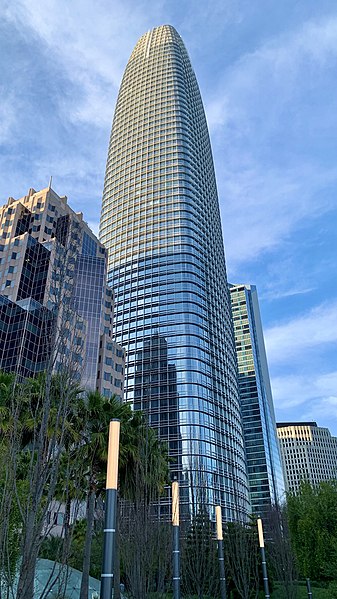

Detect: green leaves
287,480,337,581
0,369,170,597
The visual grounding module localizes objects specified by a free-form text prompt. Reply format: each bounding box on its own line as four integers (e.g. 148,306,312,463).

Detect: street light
100,419,120,599
215,505,227,599
172,480,180,599
257,517,270,599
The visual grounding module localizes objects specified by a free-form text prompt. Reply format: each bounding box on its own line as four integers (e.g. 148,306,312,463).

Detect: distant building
0,186,124,397
229,284,285,518
276,422,337,493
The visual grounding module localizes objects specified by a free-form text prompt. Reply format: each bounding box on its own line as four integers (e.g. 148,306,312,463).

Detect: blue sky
1,0,337,434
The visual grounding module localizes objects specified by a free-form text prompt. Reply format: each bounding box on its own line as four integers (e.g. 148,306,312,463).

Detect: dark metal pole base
173,524,180,599
100,488,117,599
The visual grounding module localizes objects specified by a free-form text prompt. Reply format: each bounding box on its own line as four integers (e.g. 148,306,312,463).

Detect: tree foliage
224,520,260,599
0,370,169,599
265,504,298,599
181,506,219,599
287,480,337,582
118,412,171,599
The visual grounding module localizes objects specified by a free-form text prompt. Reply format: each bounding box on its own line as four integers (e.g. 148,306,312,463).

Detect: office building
229,284,285,518
100,25,250,520
0,186,124,397
277,422,337,493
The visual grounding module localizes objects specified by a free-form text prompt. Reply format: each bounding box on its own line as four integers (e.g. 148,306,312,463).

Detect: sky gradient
1,0,337,434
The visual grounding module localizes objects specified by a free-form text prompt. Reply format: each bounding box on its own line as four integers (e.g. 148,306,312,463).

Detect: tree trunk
16,511,39,599
61,495,72,563
79,489,95,599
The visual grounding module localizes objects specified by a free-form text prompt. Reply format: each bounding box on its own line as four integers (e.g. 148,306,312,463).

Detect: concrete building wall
277,422,337,492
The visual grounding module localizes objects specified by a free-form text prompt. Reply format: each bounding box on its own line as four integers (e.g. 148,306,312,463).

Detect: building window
82,231,97,257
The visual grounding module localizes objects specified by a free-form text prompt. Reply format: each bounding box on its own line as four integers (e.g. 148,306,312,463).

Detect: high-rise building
229,284,285,518
277,422,337,493
0,186,124,397
100,25,250,520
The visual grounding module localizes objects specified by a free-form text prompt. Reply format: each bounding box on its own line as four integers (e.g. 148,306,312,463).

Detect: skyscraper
0,186,125,397
100,25,249,520
229,284,285,518
277,422,337,493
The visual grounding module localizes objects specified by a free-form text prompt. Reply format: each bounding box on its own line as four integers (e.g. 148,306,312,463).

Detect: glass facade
73,254,106,390
229,285,285,519
0,187,124,395
0,295,54,377
100,25,250,520
17,237,50,304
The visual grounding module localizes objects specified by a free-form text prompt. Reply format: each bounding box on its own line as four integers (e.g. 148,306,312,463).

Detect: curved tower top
100,25,250,521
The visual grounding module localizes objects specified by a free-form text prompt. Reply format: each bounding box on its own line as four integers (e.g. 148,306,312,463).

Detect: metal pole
215,505,227,599
172,480,181,599
100,419,120,599
306,578,313,599
257,517,270,599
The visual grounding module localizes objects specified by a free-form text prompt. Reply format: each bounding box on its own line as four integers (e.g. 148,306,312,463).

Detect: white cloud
3,3,337,277
4,0,166,126
318,395,337,432
206,16,337,133
0,90,20,144
271,371,337,434
264,300,337,365
272,371,337,408
220,161,337,270
206,15,337,270
260,287,315,301
176,0,243,43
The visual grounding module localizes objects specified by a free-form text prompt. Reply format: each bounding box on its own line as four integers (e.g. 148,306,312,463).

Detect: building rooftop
276,422,318,428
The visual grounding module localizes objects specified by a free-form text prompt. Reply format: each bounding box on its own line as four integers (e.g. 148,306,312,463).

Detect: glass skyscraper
100,25,250,520
0,186,125,397
229,284,285,519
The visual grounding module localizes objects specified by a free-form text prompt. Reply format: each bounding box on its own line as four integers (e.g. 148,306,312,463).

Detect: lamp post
172,480,181,599
100,419,120,599
215,505,227,599
257,517,270,599
306,578,313,599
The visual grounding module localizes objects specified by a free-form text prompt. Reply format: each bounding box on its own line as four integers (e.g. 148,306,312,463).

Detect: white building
276,422,337,493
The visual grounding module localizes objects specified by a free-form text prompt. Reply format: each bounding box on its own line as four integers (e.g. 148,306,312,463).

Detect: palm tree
77,392,170,599
78,391,135,599
115,409,170,599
